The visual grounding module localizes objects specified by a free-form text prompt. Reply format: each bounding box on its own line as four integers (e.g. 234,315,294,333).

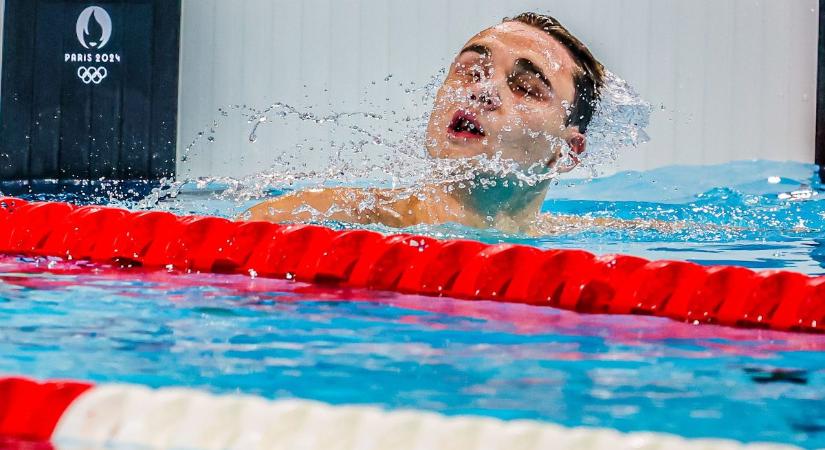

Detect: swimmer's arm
532,214,689,235
241,188,365,223
241,188,412,226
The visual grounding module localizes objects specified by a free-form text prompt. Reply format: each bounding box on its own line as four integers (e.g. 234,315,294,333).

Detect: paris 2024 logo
65,6,122,85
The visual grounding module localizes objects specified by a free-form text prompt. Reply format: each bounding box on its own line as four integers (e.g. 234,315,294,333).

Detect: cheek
428,89,453,125
430,86,466,122
518,105,568,137
493,107,561,141
486,110,568,163
436,82,468,104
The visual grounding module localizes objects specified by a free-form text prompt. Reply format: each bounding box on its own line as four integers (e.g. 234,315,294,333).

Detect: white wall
177,0,820,179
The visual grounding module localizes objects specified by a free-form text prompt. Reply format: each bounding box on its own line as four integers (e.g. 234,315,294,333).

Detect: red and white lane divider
0,197,823,333
0,377,803,450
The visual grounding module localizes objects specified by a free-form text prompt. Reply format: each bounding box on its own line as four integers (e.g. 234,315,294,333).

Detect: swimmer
246,13,657,234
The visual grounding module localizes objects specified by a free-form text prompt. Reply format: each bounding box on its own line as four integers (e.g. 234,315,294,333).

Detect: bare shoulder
240,187,416,225
241,188,352,222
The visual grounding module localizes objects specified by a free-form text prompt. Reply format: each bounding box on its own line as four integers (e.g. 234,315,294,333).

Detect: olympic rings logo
77,66,108,85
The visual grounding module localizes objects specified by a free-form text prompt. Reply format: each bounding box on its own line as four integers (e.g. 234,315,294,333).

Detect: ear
567,133,586,156
555,132,586,174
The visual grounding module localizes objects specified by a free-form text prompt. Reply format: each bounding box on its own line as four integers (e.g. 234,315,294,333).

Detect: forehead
463,22,578,76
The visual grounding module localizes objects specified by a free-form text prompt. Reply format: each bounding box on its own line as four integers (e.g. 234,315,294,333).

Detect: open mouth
448,110,485,139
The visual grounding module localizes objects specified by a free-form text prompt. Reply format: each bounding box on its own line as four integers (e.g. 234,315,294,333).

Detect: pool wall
175,0,819,178
0,1,819,181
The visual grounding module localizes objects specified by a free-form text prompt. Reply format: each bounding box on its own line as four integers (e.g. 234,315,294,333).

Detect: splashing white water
580,70,652,175
142,68,651,217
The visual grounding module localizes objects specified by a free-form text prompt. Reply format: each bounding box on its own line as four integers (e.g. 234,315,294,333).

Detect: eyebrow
513,58,552,89
459,44,490,58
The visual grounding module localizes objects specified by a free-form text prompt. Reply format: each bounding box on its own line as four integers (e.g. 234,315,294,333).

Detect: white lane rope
52,384,802,450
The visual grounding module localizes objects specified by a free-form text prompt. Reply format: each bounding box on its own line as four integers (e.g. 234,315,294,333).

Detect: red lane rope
1,197,823,333
0,377,91,443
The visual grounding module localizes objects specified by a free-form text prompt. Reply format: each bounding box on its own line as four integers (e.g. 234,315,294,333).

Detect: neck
442,171,550,227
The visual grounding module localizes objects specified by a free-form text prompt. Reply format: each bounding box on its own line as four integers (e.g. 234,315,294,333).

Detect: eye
508,75,547,101
514,83,533,96
455,63,484,83
470,66,484,83
509,80,533,97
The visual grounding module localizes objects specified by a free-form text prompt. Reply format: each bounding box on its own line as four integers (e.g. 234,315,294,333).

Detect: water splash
576,70,652,176
143,67,652,228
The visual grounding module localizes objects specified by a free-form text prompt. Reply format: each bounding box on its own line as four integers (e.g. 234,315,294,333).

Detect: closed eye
509,76,548,101
508,58,552,101
456,63,484,83
455,44,491,83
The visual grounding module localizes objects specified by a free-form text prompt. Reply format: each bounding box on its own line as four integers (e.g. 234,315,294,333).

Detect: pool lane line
0,197,823,334
0,377,805,450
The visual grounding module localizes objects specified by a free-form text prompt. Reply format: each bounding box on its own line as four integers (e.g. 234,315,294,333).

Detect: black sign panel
817,0,825,182
0,0,181,181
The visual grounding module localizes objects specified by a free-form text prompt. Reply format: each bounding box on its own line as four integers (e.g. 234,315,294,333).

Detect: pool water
1,160,825,448
145,160,825,275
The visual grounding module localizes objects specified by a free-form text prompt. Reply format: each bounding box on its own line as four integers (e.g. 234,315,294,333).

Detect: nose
468,87,502,111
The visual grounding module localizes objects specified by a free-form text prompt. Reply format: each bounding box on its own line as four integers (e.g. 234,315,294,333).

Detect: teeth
450,114,483,135
452,118,481,134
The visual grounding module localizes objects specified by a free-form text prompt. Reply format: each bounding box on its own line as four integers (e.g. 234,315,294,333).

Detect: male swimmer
246,13,646,234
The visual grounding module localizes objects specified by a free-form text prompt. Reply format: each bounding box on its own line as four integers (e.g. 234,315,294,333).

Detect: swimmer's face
425,21,586,170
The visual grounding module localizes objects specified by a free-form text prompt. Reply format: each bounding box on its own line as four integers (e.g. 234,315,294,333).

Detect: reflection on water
810,239,825,272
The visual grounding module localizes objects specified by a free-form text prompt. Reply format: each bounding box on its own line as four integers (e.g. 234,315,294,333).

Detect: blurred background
175,0,819,178
0,0,817,181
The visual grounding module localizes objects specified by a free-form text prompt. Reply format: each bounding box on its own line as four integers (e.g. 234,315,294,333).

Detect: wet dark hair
505,12,605,133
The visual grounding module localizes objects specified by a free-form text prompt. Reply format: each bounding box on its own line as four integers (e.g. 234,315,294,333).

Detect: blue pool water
1,160,825,448
141,160,825,275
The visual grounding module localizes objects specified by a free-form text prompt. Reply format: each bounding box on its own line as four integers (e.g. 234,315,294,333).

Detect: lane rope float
0,197,823,333
0,377,804,450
